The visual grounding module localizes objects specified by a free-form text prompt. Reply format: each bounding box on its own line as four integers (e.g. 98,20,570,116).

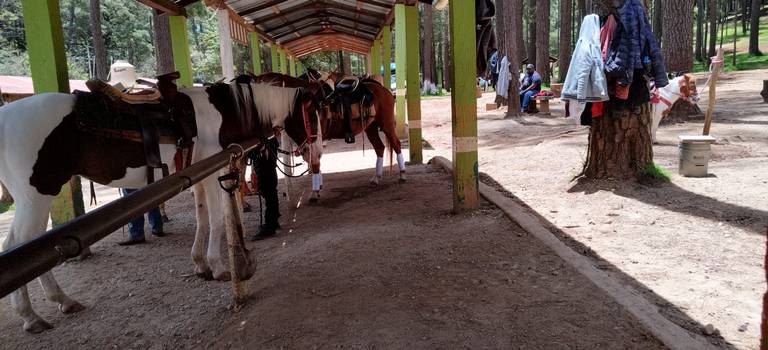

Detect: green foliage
301,51,340,72
0,202,14,215
639,163,671,183
694,52,768,72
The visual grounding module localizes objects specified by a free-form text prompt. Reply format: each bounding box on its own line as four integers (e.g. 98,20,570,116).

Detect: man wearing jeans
520,64,542,113
118,188,164,245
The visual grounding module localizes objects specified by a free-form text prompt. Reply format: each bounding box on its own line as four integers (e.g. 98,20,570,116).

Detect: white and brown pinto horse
0,79,303,333
307,70,407,186
650,73,700,143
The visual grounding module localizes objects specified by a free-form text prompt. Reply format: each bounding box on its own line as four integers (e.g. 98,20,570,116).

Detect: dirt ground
0,153,669,348
419,69,768,349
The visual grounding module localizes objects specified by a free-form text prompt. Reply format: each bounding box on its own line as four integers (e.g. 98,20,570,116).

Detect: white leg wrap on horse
397,153,406,171
376,157,384,177
312,173,322,192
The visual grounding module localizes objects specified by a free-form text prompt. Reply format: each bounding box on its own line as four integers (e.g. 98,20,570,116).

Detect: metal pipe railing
0,138,261,298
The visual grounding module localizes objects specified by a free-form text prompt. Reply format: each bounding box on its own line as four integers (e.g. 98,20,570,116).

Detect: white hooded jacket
562,14,608,102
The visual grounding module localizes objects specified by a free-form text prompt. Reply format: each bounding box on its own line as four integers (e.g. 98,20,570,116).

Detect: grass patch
0,202,15,214
639,163,671,183
694,51,768,72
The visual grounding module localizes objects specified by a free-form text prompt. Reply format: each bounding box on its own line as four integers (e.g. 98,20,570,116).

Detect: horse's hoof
398,172,407,183
195,270,214,281
59,300,85,314
24,319,53,334
214,271,232,282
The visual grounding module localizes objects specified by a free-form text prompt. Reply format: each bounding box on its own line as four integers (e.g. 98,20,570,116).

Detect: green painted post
21,0,85,225
381,25,392,97
169,16,193,87
270,44,279,73
449,0,479,211
405,5,422,164
394,6,407,139
280,49,288,74
289,57,296,76
249,32,262,75
372,39,381,76
297,61,304,75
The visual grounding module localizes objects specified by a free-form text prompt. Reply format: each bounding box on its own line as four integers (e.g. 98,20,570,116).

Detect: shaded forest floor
419,69,768,349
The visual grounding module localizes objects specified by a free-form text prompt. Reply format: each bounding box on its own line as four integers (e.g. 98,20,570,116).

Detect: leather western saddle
75,71,197,182
329,76,376,143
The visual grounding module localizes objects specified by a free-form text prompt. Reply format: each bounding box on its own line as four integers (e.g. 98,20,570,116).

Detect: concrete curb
428,156,717,350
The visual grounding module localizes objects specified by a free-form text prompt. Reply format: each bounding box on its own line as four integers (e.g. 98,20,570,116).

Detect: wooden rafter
136,0,187,16
238,0,288,17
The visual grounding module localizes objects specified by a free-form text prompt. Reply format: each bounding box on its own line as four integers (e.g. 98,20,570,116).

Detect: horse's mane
211,75,300,130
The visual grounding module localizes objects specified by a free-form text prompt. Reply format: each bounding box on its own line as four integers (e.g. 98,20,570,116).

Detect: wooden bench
531,95,554,114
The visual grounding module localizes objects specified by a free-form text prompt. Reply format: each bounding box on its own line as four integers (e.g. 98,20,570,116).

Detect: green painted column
449,0,479,211
405,4,422,164
394,6,407,139
381,25,392,97
270,44,279,73
289,57,296,76
21,0,85,225
297,61,304,75
372,39,381,76
249,32,262,75
169,16,193,87
279,48,288,74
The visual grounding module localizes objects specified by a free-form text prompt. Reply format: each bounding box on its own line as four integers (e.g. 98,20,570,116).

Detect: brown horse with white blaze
310,71,406,187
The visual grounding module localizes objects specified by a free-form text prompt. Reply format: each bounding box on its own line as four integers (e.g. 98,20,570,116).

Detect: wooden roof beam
136,0,187,16
239,0,288,17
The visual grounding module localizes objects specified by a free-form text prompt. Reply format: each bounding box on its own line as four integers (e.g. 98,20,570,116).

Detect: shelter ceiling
221,0,397,57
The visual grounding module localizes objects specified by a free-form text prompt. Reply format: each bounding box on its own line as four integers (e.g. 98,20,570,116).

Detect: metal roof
222,0,396,57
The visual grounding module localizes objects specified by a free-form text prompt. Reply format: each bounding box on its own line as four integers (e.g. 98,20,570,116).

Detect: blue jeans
121,188,162,240
520,90,540,110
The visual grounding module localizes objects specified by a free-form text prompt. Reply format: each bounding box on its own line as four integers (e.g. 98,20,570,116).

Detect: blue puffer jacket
604,0,669,88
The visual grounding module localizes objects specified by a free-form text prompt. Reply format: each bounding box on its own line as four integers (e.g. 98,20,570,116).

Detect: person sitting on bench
520,64,542,113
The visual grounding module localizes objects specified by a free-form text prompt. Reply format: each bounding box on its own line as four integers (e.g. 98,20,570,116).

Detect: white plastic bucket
678,141,712,177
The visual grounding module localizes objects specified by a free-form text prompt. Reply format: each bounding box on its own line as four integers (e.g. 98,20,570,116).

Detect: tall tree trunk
734,0,739,66
536,0,550,85
742,0,749,34
578,0,587,21
708,0,718,59
582,0,655,180
495,0,507,56
653,0,663,43
663,0,695,72
505,0,524,117
559,0,572,83
527,0,537,67
421,3,436,85
749,0,762,54
696,0,705,61
89,0,107,80
153,10,175,75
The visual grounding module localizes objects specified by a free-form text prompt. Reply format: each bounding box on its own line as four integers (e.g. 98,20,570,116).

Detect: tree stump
761,80,768,103
662,100,704,125
583,103,654,179
0,181,12,204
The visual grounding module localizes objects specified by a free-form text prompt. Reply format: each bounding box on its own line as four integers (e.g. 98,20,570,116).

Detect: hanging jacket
496,55,511,98
562,14,608,102
604,0,669,88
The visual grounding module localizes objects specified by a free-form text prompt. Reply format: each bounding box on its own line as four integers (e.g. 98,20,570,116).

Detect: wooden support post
21,0,86,226
289,57,296,77
217,9,234,81
223,157,255,304
280,48,288,74
703,48,723,136
382,25,392,90
449,0,479,211
394,5,407,139
270,44,279,73
405,4,422,164
168,16,193,87
249,32,262,75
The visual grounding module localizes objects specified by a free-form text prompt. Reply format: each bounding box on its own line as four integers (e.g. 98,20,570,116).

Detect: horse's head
680,73,700,104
